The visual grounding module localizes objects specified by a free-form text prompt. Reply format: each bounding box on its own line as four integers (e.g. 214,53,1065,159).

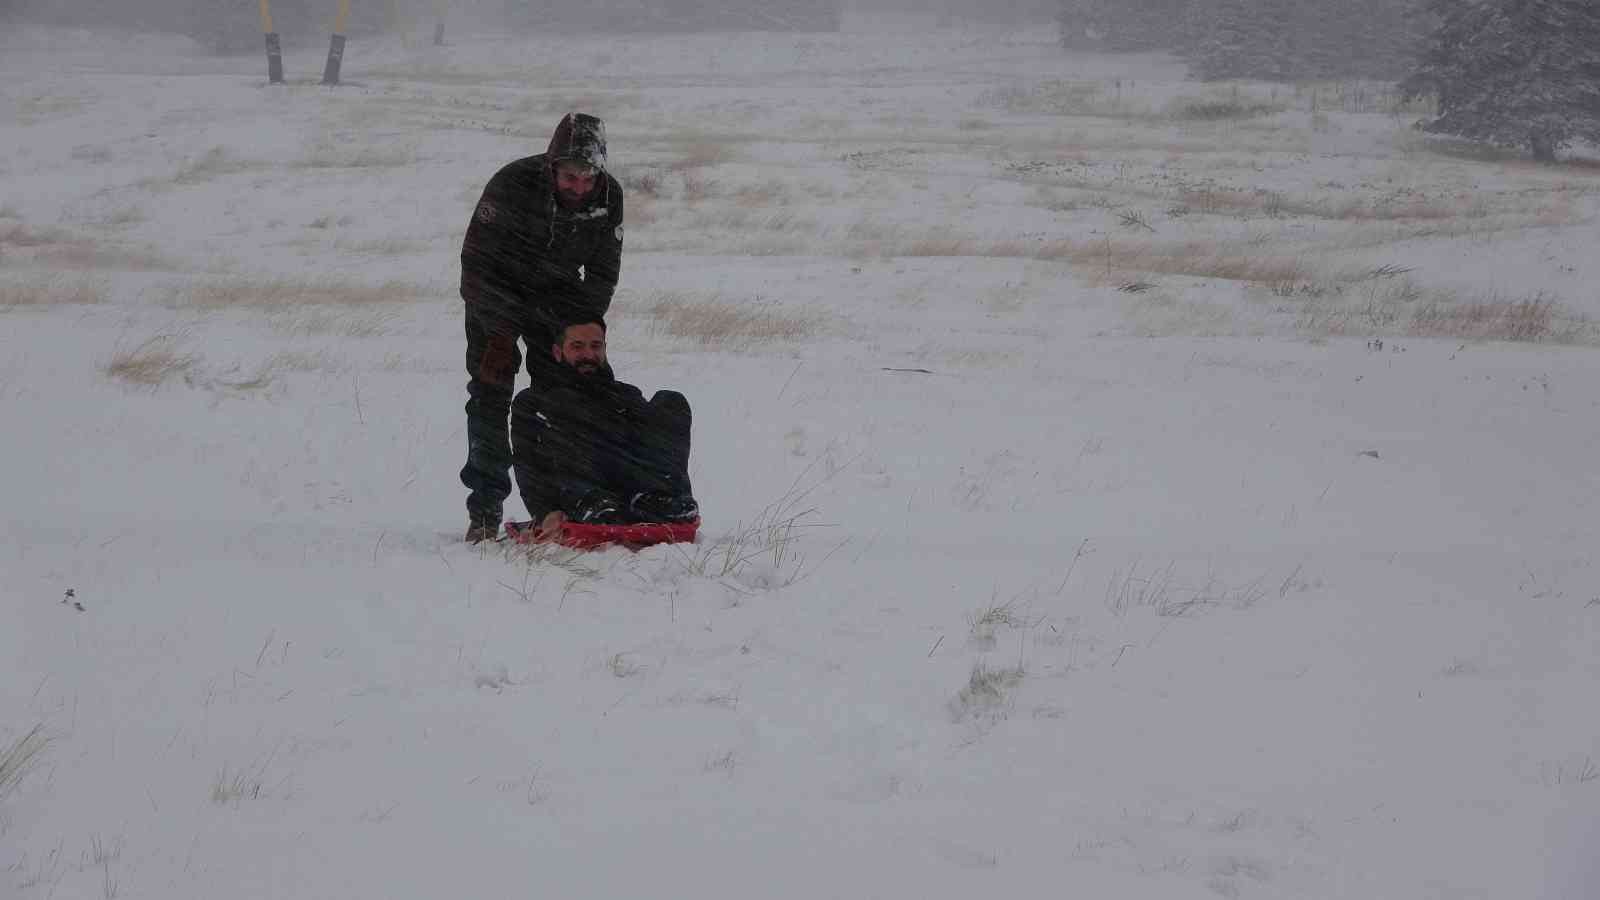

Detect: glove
478,333,519,386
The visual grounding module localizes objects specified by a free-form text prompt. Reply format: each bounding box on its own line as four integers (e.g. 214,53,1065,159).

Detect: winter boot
465,509,501,543
572,490,626,525
629,492,699,523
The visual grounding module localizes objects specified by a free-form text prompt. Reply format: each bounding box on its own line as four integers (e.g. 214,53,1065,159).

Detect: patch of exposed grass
0,724,49,802
949,662,1025,722
1408,291,1585,343
293,140,419,170
1288,279,1593,344
983,79,1135,118
265,309,397,338
0,222,81,248
171,277,427,309
171,146,255,185
101,334,199,387
639,291,819,344
1166,96,1285,121
34,244,179,271
0,275,108,309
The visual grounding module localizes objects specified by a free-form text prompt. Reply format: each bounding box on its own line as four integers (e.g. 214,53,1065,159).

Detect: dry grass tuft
950,662,1025,722
171,146,254,185
172,277,426,310
34,244,179,271
665,141,732,172
623,169,663,198
0,222,81,248
1288,280,1593,344
983,79,1133,118
101,334,200,387
640,291,819,344
0,275,108,309
266,310,397,338
1165,95,1285,121
334,237,431,257
0,724,50,802
1408,292,1580,343
293,140,419,170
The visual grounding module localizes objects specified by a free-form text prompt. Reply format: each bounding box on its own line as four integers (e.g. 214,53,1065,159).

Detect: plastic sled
505,517,700,550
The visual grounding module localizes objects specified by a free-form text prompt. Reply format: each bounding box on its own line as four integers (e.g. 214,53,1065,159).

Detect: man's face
553,323,607,376
553,160,598,209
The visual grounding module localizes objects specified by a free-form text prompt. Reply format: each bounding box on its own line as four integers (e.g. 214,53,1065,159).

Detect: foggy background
0,0,1060,38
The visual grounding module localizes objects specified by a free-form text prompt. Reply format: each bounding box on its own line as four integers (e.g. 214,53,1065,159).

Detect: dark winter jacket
511,362,651,522
460,113,624,336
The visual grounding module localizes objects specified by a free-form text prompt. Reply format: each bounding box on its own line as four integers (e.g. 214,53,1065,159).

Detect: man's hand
478,332,519,386
532,510,567,542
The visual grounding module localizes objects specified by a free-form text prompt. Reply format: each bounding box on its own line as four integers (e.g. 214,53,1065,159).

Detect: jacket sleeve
460,165,529,326
581,179,624,314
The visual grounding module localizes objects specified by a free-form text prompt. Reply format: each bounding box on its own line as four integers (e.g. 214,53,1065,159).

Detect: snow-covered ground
3,15,1599,899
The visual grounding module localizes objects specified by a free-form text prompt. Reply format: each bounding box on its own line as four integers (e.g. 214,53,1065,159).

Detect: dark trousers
460,305,560,522
511,385,693,517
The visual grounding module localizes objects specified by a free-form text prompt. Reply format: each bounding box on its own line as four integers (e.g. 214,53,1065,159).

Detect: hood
547,113,608,173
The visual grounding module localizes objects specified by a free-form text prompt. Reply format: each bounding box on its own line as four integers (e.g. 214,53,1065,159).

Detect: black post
321,33,346,85
434,21,446,45
265,32,284,84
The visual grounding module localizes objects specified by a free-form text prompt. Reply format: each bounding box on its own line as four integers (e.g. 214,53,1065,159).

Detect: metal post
321,0,351,85
260,0,283,83
433,0,447,45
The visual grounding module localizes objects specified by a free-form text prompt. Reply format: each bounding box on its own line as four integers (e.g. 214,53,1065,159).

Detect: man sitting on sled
510,315,699,543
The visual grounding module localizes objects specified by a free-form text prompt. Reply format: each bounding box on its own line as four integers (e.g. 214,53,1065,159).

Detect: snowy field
4,13,1599,899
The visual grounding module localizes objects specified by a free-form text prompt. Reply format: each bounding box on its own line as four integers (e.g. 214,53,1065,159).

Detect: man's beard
566,359,611,379
556,188,587,209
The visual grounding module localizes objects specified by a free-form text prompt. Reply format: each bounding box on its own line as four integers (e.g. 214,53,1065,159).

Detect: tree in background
1061,0,1428,83
1402,0,1600,161
1185,0,1427,80
1058,0,1193,51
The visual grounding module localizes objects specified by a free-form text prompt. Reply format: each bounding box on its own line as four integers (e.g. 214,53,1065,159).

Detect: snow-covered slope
3,18,1597,900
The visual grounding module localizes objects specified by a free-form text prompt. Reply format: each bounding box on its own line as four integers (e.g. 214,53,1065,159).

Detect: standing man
459,112,625,542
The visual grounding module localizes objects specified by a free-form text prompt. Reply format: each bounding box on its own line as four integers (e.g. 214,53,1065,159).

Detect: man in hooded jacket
459,112,625,542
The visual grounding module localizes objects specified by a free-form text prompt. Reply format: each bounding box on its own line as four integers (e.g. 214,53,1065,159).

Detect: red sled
504,517,700,551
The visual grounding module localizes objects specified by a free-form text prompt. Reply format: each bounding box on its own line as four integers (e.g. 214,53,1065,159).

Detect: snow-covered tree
1185,0,1425,81
1402,0,1600,161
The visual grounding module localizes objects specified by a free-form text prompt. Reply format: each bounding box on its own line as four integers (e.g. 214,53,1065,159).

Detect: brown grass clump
0,222,81,249
173,278,426,309
1408,292,1580,343
665,141,731,172
1165,96,1285,121
293,141,419,170
640,291,818,344
0,275,108,309
171,147,255,185
34,244,179,272
0,724,49,801
1292,282,1592,344
101,335,200,387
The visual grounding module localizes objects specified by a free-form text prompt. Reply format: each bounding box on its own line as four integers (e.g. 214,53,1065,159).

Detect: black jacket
460,116,624,335
512,364,646,521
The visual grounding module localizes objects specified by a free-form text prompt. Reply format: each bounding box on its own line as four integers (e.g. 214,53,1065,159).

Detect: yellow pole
322,0,352,84
260,0,283,84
